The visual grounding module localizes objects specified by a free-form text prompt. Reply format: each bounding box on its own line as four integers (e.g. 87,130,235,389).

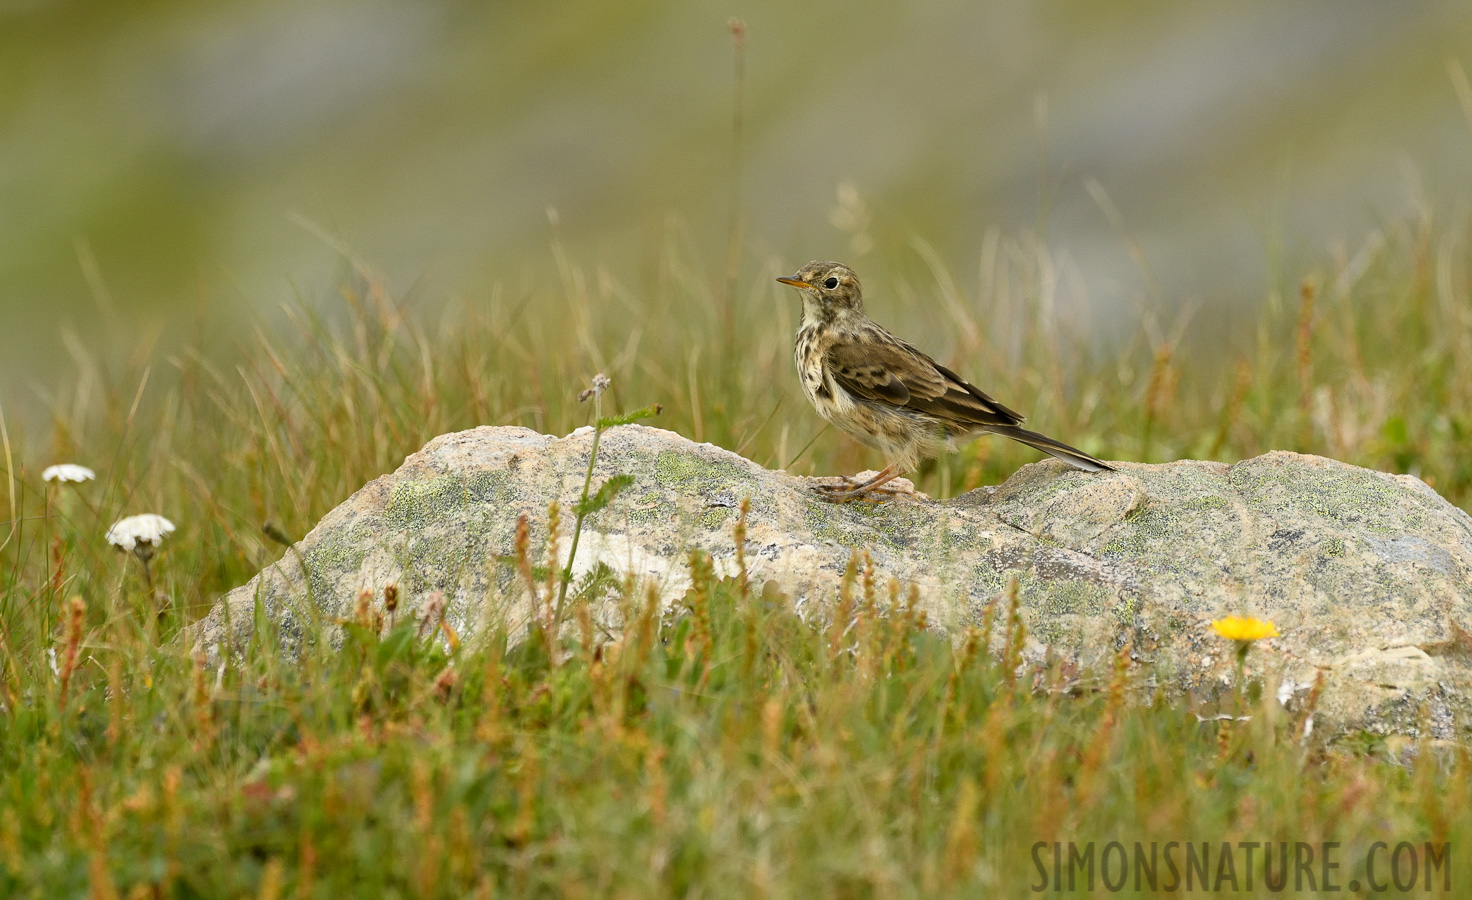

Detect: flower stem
555,393,603,629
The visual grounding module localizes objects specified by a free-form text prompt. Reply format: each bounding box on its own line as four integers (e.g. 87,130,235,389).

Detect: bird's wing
824,333,1025,427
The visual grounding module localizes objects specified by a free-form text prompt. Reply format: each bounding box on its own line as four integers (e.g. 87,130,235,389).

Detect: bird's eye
823,276,840,290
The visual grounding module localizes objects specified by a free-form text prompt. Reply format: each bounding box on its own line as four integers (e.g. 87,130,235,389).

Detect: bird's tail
985,425,1113,473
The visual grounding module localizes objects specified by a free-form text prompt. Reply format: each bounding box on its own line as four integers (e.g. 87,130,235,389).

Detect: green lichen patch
394,529,481,594
698,507,732,530
943,523,994,554
621,495,684,529
1228,459,1418,533
464,469,515,505
989,465,1101,509
303,522,376,588
798,496,937,552
1182,494,1231,512
965,548,1125,641
649,449,758,497
1030,576,1114,618
384,474,484,528
1025,612,1126,650
801,502,883,549
1097,504,1178,560
1098,532,1144,558
967,563,1007,599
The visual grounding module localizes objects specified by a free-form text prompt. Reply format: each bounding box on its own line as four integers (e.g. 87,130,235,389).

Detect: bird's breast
794,324,851,421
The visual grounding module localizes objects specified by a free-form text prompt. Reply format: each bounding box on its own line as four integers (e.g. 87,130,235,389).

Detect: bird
777,260,1112,502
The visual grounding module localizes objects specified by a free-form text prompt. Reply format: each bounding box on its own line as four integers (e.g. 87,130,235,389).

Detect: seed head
578,373,612,403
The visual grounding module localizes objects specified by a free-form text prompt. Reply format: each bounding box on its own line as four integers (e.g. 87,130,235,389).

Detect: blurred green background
3,0,1472,401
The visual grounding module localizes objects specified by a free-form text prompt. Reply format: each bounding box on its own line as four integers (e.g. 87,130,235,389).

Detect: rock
197,424,1472,741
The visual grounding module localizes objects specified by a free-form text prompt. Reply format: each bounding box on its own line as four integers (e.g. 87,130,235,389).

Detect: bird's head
777,261,863,319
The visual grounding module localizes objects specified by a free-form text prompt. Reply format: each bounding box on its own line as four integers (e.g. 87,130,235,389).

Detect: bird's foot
815,484,903,504
807,474,908,504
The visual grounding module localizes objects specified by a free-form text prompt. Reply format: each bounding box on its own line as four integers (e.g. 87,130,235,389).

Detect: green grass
3,215,1472,896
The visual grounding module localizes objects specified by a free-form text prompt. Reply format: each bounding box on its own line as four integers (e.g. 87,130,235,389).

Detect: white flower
43,464,95,484
106,514,176,552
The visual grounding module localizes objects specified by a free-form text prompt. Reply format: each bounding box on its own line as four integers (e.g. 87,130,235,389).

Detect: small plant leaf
375,623,417,667
574,474,635,516
596,404,662,429
562,560,621,602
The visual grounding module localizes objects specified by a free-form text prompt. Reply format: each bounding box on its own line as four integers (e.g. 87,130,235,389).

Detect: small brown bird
778,260,1112,502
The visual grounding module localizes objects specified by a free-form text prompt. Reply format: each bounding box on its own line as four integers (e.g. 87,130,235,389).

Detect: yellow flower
1211,615,1279,642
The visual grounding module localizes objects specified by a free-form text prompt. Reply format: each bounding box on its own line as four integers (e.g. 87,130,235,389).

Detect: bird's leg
813,463,906,503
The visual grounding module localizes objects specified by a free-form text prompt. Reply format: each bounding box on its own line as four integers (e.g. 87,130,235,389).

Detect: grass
2,210,1472,895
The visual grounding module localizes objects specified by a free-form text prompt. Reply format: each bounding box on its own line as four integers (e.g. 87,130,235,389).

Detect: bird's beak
776,275,808,288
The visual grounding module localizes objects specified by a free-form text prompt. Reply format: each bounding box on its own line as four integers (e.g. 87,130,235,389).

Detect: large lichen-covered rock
197,425,1472,741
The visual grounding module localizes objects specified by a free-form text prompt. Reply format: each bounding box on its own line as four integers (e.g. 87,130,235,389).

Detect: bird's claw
809,478,903,504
